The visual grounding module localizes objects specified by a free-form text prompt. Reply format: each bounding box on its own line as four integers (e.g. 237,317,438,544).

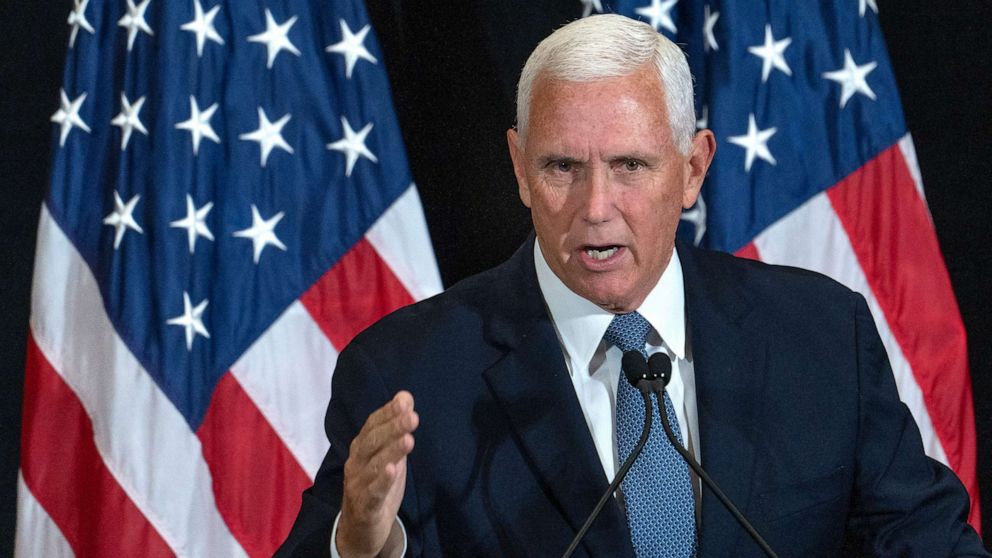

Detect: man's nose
580,168,614,224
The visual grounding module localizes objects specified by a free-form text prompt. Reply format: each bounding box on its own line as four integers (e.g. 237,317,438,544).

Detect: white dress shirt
332,242,700,557
533,242,701,483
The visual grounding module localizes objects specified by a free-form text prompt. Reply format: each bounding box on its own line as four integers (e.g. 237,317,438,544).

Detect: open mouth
584,245,621,261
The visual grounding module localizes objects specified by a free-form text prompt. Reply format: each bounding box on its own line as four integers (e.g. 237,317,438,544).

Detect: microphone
647,353,779,558
561,351,653,558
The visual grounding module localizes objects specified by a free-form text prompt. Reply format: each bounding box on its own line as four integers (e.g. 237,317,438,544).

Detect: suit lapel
679,243,763,557
481,238,633,557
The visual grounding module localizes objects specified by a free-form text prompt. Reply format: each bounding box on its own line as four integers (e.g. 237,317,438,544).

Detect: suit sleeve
274,340,421,557
845,294,987,556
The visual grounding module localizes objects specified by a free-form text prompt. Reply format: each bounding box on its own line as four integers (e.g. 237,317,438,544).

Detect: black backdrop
1,1,989,554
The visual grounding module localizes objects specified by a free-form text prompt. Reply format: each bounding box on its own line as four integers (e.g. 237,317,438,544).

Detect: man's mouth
584,246,621,260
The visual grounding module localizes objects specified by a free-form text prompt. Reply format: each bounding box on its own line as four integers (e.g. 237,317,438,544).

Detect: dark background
1,1,989,554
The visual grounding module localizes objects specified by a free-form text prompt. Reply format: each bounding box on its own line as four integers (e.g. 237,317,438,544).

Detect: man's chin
573,284,642,314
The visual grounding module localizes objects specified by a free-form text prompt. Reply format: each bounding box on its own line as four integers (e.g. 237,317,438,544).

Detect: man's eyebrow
608,152,655,162
536,154,580,166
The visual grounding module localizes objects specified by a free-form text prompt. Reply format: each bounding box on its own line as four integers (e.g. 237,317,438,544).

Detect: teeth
586,247,618,260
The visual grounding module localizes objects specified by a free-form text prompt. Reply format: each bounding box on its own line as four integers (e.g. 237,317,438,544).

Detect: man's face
508,65,714,313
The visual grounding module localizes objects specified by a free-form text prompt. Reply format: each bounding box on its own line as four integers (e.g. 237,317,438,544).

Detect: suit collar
677,241,763,557
482,235,634,557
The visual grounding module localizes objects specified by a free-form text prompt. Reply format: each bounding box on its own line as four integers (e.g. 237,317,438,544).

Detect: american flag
17,0,441,555
604,0,981,530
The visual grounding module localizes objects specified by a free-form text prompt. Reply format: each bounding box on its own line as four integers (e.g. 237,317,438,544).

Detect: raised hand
336,391,419,558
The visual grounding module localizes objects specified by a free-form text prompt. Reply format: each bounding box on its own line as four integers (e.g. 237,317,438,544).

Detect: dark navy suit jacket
277,238,986,557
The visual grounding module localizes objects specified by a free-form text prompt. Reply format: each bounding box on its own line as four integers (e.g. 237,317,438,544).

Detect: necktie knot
604,311,651,354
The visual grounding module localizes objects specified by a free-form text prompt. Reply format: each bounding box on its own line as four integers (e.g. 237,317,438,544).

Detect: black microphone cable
647,352,779,558
561,351,655,558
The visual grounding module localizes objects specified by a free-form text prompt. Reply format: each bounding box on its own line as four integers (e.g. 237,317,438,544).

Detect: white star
181,0,224,58
111,93,148,151
233,205,287,264
325,20,378,79
580,0,603,18
635,0,678,35
239,107,293,167
175,96,220,155
167,292,210,351
680,195,707,246
67,0,95,48
118,0,154,52
170,195,214,254
247,9,300,69
50,89,91,147
327,117,378,177
727,113,777,172
703,5,719,52
102,191,144,249
822,49,878,108
859,0,878,17
748,24,792,83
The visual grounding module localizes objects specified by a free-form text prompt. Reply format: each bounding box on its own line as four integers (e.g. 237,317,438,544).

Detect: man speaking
278,14,986,557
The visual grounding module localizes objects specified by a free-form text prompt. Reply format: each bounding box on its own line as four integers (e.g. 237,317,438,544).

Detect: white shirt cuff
330,512,407,558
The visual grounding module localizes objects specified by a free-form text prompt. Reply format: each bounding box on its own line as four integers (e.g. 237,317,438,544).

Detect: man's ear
507,128,532,208
682,129,716,209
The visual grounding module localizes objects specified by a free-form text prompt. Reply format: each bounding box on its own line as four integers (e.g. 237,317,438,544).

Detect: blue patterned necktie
605,312,696,557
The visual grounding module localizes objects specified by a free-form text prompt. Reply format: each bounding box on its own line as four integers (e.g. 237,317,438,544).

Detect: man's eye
623,159,643,171
554,160,573,172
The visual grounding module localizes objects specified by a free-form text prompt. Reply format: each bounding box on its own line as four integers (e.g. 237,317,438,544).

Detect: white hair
515,14,695,155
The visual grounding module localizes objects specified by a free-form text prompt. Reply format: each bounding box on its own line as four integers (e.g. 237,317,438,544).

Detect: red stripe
20,335,174,558
734,241,761,261
197,373,312,558
300,237,416,350
826,144,980,528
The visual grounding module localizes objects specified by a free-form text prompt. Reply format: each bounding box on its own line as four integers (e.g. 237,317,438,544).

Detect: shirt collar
534,241,687,376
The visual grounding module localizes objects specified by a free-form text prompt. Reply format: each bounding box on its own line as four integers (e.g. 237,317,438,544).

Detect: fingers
340,392,418,530
351,392,419,464
361,391,414,431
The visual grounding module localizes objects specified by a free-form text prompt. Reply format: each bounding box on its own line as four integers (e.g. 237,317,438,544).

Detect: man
278,14,986,557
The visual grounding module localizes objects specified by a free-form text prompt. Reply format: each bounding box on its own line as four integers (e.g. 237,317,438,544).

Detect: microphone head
621,351,649,387
648,352,673,387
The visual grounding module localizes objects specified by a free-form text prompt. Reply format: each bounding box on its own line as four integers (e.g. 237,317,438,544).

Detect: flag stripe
752,190,949,467
15,473,75,558
825,144,979,525
365,184,444,302
230,301,338,479
197,373,312,558
897,135,928,207
734,242,761,261
300,237,416,351
28,205,248,557
20,335,173,558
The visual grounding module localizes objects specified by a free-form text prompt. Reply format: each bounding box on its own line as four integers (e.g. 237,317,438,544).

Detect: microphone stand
647,355,779,558
561,385,651,558
560,353,655,558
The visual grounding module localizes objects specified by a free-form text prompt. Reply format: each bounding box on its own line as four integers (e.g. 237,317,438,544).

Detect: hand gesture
336,391,419,558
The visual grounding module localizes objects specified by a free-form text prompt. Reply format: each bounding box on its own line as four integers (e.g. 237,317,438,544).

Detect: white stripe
752,193,949,465
898,133,928,207
366,183,444,300
29,205,248,558
15,472,75,558
230,301,338,479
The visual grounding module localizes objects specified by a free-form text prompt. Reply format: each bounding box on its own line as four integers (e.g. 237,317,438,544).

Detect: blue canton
49,0,411,428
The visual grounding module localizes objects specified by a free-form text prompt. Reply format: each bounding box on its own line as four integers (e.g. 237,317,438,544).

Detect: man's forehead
525,78,670,145
530,71,666,115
